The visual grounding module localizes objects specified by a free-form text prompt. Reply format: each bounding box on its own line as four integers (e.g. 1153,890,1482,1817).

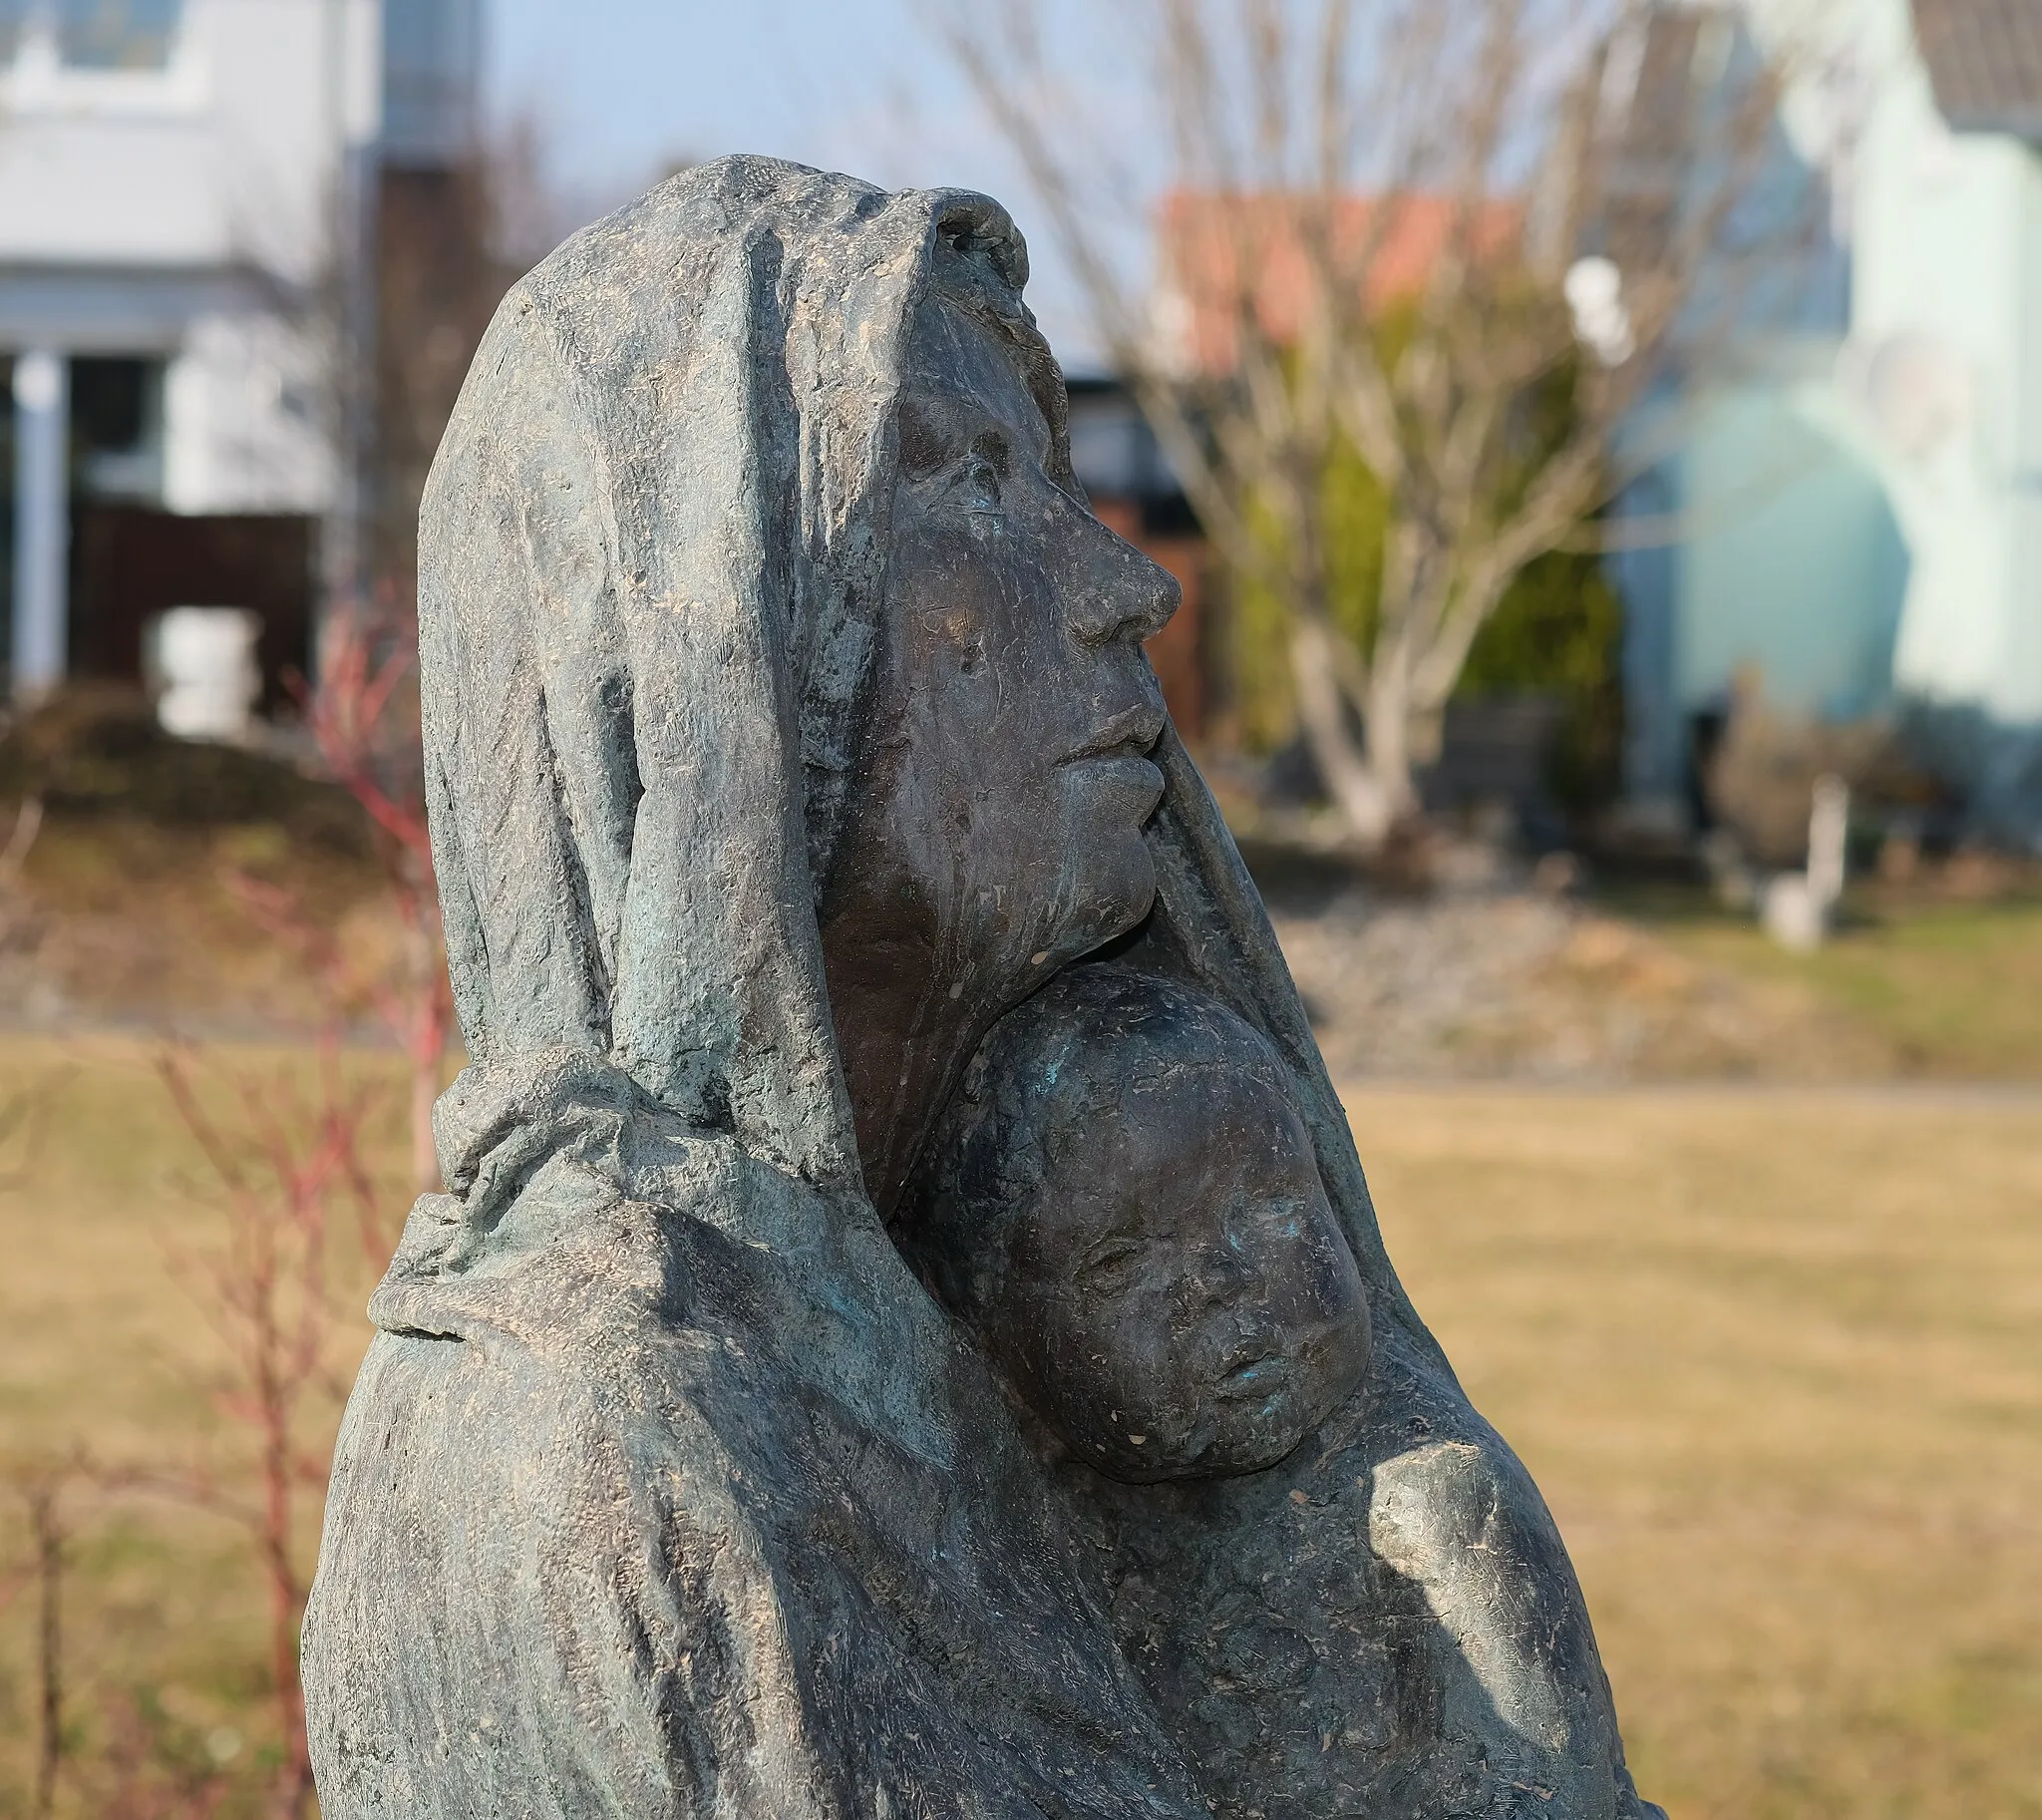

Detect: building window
56,0,181,70
71,357,166,504
1,356,15,674
382,0,481,166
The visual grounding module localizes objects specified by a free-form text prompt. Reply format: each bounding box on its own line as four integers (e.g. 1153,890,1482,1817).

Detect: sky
483,0,1133,362
487,0,963,197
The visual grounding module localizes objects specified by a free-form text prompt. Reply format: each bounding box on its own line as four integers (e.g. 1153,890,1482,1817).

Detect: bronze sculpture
303,155,1660,1820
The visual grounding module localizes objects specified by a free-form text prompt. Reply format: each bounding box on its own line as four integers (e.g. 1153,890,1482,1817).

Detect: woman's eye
957,456,1003,514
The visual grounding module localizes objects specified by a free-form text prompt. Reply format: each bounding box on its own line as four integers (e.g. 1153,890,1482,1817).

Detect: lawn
2,1035,2038,1817
1627,887,2042,1079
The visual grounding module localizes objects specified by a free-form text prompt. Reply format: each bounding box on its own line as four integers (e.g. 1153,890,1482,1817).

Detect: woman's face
821,291,1179,1206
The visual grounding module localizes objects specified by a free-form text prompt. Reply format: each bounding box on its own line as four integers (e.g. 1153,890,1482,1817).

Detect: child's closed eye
1071,1237,1143,1296
1246,1195,1311,1241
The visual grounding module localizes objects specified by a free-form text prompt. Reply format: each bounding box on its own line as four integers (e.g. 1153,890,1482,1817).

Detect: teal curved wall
1676,384,1909,720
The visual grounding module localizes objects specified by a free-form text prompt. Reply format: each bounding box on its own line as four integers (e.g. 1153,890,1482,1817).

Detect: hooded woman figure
302,157,1656,1820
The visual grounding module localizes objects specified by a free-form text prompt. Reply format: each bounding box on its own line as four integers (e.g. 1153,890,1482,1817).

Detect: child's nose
1193,1238,1257,1302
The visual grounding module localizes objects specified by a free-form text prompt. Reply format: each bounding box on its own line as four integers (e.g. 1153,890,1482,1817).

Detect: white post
1763,774,1852,952
11,349,69,702
1806,774,1850,911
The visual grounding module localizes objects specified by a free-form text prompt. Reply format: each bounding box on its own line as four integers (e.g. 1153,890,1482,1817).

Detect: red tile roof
1157,190,1525,374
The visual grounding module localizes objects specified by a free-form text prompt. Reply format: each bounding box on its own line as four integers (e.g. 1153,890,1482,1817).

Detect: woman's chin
1057,771,1163,893
1073,828,1160,950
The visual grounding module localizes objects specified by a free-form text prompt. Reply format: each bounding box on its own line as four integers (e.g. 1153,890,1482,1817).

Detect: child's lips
1213,1350,1294,1398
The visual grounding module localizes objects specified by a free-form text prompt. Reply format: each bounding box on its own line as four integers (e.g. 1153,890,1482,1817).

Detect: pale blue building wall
1675,382,1908,719
1614,369,1908,814
1614,0,2042,840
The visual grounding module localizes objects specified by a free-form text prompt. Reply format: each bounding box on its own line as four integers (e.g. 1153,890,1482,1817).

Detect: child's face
984,1066,1369,1483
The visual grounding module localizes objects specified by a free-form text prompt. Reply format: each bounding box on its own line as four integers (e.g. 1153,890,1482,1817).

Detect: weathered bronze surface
302,155,1661,1820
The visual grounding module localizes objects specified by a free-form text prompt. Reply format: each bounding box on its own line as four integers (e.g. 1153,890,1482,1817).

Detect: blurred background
0,1,2037,1815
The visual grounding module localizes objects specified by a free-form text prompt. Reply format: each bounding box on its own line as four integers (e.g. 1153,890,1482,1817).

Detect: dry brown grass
1,1038,2037,1816
1352,1083,2042,1820
0,819,391,1036
0,1036,404,1814
1659,897,2042,1080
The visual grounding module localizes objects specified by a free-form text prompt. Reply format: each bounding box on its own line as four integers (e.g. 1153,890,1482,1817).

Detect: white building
0,0,479,700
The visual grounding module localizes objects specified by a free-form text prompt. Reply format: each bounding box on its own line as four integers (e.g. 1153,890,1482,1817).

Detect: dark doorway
69,507,315,709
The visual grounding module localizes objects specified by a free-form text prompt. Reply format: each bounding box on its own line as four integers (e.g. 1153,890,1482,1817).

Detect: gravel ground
0,813,1902,1081
1266,884,1884,1082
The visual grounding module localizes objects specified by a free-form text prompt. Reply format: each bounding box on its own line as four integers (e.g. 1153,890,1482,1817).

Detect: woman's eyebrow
898,388,1044,475
894,397,957,476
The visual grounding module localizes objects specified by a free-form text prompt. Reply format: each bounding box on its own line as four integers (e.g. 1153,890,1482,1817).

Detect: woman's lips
1076,751,1167,811
1064,702,1168,766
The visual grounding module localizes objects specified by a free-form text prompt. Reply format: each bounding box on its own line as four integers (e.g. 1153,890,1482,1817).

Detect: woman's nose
1062,509,1181,649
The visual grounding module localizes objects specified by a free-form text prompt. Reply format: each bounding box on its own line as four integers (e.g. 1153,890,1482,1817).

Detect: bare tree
153,1042,387,1818
369,125,552,597
0,1472,71,1820
943,0,1817,851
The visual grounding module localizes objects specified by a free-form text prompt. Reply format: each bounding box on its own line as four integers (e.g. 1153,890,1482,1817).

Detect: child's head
907,964,1370,1483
